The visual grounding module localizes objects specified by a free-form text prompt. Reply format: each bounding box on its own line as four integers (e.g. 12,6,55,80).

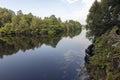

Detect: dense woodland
0,7,81,35
85,0,120,80
86,0,120,40
0,7,82,58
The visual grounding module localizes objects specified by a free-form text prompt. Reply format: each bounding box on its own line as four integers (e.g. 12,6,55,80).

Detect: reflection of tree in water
0,29,81,59
0,35,61,58
0,40,17,58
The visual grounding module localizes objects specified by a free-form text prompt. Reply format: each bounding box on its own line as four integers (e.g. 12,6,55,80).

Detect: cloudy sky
0,0,95,24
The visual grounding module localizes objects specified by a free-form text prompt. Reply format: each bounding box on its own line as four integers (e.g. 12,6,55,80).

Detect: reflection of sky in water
62,50,84,80
0,30,91,80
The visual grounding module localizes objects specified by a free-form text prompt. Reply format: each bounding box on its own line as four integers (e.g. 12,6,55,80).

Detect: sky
0,0,96,24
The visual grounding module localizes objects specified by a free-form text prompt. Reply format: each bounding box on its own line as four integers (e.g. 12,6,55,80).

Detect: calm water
0,30,91,80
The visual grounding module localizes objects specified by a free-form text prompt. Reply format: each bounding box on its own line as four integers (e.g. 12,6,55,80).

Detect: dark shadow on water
0,29,81,59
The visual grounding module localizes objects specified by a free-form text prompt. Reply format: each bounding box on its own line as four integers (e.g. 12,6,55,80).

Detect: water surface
0,30,91,80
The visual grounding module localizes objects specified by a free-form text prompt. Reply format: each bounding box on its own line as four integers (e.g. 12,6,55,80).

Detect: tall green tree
0,8,14,27
0,7,82,35
86,0,120,40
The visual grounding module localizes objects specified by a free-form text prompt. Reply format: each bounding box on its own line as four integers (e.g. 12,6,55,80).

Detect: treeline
86,0,120,40
0,7,81,35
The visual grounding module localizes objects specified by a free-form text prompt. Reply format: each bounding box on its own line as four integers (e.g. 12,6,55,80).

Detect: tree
17,10,23,15
0,8,14,27
86,0,120,40
0,7,82,35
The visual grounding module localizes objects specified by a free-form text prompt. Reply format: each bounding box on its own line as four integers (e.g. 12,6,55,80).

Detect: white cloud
72,10,88,24
61,0,95,24
66,0,79,4
71,0,95,24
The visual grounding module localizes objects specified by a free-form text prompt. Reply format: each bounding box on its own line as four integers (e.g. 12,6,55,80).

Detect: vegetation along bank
85,0,120,80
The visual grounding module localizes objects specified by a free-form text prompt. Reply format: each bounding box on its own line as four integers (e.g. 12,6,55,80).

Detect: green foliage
0,7,82,35
86,0,120,40
0,23,12,34
85,0,120,80
0,8,15,27
85,27,120,80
